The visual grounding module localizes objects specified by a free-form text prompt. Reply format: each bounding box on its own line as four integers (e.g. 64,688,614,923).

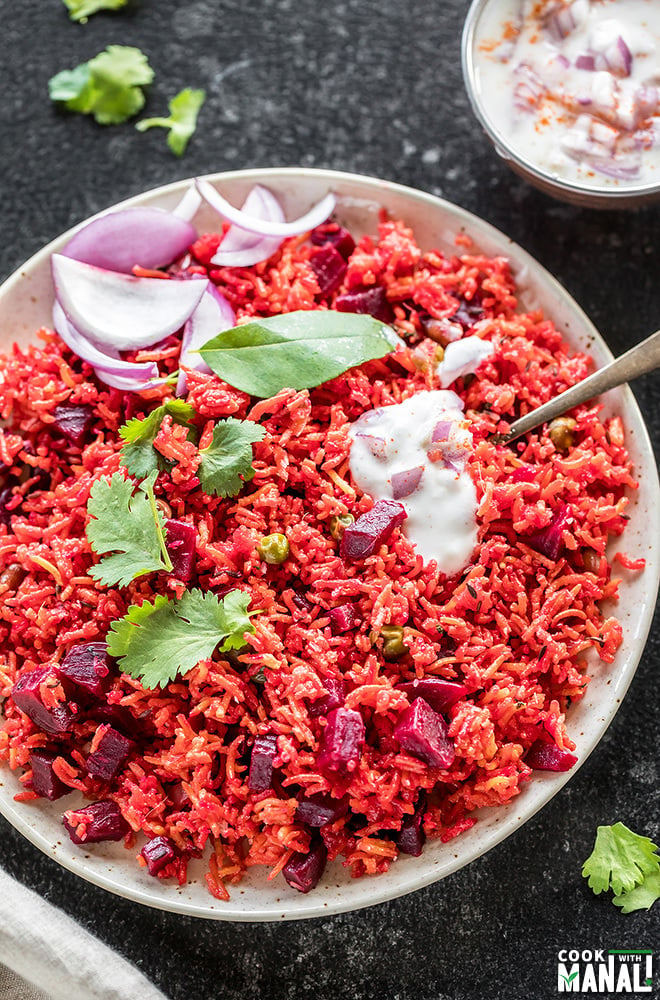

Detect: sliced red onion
545,4,577,42
53,302,158,382
172,184,202,221
196,178,336,238
210,186,285,267
431,420,453,443
61,208,196,274
52,254,208,351
575,53,595,71
391,466,424,500
355,433,387,460
176,286,236,395
92,370,170,392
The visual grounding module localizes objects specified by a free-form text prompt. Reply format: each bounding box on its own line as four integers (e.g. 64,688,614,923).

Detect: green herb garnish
107,589,255,688
62,0,128,22
86,471,172,586
198,418,266,498
583,822,660,913
199,310,398,398
120,400,197,479
136,88,206,156
49,46,154,125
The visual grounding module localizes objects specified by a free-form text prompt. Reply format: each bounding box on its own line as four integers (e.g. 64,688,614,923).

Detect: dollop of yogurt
348,390,479,575
473,0,660,187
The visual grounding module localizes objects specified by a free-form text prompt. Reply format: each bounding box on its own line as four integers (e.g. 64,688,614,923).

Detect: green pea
258,533,290,565
330,513,354,540
380,624,407,660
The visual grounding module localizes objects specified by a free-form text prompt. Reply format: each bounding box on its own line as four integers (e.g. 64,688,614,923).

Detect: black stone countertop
0,2,659,998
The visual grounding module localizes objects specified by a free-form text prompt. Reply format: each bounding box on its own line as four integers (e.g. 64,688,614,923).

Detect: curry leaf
199,310,399,398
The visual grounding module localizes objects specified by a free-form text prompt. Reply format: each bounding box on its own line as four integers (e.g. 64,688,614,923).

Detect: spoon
491,327,660,444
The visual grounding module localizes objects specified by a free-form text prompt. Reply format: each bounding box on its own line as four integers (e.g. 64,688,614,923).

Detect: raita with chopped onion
474,0,660,186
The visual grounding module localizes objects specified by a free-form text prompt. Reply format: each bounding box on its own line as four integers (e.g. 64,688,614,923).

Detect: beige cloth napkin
0,870,167,1000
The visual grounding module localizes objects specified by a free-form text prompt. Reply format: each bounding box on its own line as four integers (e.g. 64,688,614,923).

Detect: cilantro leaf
62,0,129,22
120,400,196,479
86,471,173,586
136,88,206,156
198,418,266,498
49,46,154,125
106,588,255,688
613,870,660,914
582,822,660,897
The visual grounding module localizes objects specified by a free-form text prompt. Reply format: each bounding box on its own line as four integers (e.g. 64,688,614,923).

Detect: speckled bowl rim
461,0,660,209
0,167,657,921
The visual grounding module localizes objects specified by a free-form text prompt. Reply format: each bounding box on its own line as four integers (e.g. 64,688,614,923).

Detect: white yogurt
473,0,660,187
436,336,495,388
348,390,478,575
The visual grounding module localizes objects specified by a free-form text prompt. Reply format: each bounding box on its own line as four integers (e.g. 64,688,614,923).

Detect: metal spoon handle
499,327,660,443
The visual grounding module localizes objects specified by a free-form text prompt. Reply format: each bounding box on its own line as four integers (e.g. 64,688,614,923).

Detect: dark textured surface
0,1,659,998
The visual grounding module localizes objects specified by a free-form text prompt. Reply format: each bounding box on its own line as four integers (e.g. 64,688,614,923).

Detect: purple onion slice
176,285,235,395
210,185,285,267
61,207,196,274
196,178,335,238
391,466,424,500
51,254,208,352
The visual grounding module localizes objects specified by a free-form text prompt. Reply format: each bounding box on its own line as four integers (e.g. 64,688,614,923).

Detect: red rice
0,215,640,896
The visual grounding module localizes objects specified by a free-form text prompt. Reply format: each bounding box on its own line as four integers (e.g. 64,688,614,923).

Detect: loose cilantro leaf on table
582,822,660,914
198,418,266,498
107,589,255,688
120,400,196,479
86,471,173,586
136,88,206,156
62,0,128,22
199,310,398,398
49,46,154,125
613,870,660,914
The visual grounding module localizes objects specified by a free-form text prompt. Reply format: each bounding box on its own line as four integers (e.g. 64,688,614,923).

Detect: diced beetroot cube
283,836,328,893
393,697,455,768
88,702,140,737
86,726,133,782
335,285,394,323
248,734,278,792
291,590,313,615
63,800,129,844
309,244,347,297
12,667,75,735
524,739,578,771
509,465,537,484
0,487,20,526
51,404,95,447
165,519,196,582
307,677,347,718
57,642,113,699
167,782,191,810
30,750,70,801
328,603,358,635
140,835,176,875
396,677,469,714
310,223,356,258
396,796,427,857
340,499,407,561
317,707,365,773
296,790,349,827
526,504,571,561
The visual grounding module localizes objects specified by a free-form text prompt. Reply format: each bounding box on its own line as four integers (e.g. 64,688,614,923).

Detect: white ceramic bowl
0,168,658,921
462,0,660,209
